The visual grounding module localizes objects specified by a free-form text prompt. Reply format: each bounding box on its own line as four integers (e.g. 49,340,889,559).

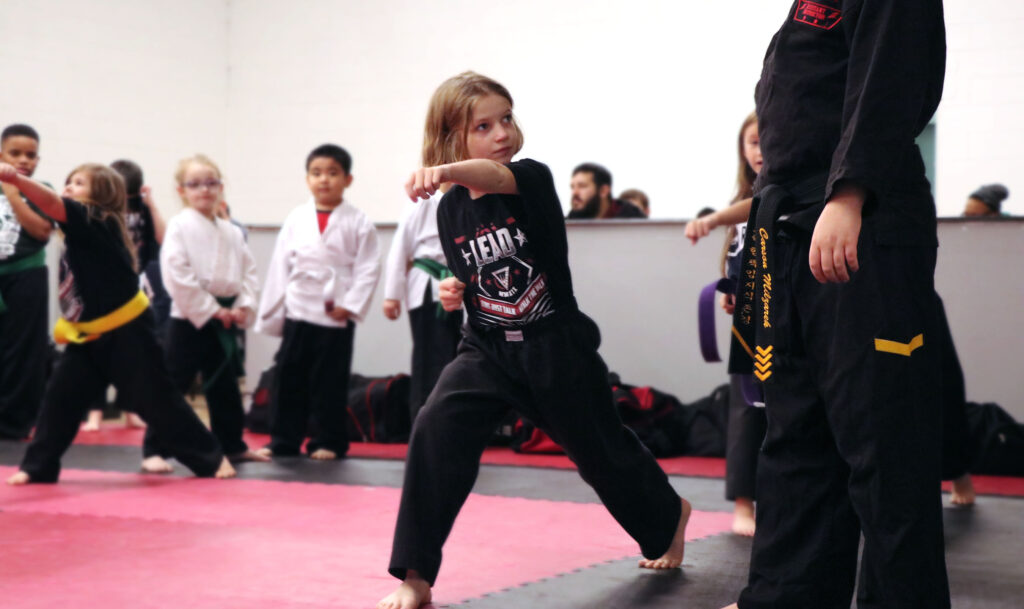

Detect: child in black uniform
377,72,690,609
724,1,949,608
0,162,234,484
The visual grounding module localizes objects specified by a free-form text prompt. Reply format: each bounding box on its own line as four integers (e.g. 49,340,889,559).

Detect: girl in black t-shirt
0,162,233,485
378,72,691,609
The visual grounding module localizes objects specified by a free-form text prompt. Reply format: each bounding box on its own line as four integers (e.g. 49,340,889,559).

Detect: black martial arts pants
19,312,224,482
388,312,682,586
725,374,765,501
143,317,248,458
0,267,48,439
265,319,354,456
738,230,950,609
407,286,462,424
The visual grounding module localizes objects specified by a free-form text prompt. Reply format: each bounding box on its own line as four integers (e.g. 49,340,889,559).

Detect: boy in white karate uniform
256,144,380,459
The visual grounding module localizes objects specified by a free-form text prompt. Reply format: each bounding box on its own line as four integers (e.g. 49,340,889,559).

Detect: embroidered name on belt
794,0,842,30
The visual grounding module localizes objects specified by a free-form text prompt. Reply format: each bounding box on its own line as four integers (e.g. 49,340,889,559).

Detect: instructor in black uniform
725,2,949,608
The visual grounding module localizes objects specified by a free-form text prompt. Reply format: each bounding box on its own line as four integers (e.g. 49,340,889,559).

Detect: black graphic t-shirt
125,195,159,269
57,198,140,322
437,159,578,329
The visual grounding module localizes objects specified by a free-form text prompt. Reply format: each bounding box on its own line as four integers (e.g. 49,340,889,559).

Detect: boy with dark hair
724,1,949,608
255,144,380,459
0,124,53,439
306,143,352,174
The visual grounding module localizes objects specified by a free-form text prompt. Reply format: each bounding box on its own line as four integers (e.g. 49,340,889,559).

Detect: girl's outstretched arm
0,163,66,223
406,160,516,202
685,197,752,244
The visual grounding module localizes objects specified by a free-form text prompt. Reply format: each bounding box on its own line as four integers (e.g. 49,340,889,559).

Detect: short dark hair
1,124,39,144
306,144,352,174
572,162,612,190
110,159,144,196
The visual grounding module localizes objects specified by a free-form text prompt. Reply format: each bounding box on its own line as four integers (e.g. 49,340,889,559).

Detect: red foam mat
0,466,732,609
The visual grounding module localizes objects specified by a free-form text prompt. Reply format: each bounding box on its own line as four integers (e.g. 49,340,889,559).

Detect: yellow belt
54,290,150,344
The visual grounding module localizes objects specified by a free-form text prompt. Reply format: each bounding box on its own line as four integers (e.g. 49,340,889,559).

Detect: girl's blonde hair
421,71,524,167
174,154,223,206
66,163,137,272
722,112,759,276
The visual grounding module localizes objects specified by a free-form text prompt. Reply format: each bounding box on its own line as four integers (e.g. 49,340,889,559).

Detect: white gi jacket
255,199,380,337
383,193,446,310
161,207,260,329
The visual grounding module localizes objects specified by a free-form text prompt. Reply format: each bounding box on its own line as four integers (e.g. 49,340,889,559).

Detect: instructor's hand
438,276,466,312
809,184,865,283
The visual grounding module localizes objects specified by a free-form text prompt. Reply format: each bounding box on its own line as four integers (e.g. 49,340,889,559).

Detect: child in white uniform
382,192,462,423
256,144,380,459
142,154,265,473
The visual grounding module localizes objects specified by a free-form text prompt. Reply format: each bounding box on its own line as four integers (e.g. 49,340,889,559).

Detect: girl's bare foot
141,456,174,473
214,457,237,479
229,449,271,463
81,410,103,432
126,413,147,428
951,473,976,506
732,497,756,536
254,447,274,458
377,571,432,609
310,448,338,460
639,497,691,569
6,471,30,485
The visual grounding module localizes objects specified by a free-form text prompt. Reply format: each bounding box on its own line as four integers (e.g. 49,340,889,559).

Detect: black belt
728,174,828,385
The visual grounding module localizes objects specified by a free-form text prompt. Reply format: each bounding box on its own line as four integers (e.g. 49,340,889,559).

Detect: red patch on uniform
793,0,842,30
506,216,516,225
454,236,466,244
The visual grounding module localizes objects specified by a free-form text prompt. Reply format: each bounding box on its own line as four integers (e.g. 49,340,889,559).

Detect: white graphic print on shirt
0,195,21,259
454,215,554,327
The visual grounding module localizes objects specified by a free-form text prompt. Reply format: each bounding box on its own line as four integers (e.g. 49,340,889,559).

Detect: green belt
204,296,246,394
0,249,46,315
412,258,455,318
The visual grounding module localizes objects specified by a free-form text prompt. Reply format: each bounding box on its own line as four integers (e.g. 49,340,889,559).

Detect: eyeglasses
183,179,222,191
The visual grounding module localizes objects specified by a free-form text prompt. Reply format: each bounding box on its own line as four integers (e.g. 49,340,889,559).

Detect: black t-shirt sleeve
59,198,98,245
506,159,557,214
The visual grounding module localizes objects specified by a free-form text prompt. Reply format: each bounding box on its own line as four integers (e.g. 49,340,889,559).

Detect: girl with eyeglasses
2,161,234,485
139,154,267,474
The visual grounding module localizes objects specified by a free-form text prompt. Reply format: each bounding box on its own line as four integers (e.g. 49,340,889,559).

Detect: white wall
240,219,1024,420
936,3,1024,217
223,0,793,224
2,1,1019,222
0,0,227,216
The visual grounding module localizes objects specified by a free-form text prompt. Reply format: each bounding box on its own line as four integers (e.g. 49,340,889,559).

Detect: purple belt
698,277,763,407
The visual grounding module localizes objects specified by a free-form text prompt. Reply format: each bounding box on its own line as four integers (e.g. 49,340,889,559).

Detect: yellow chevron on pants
874,333,924,357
